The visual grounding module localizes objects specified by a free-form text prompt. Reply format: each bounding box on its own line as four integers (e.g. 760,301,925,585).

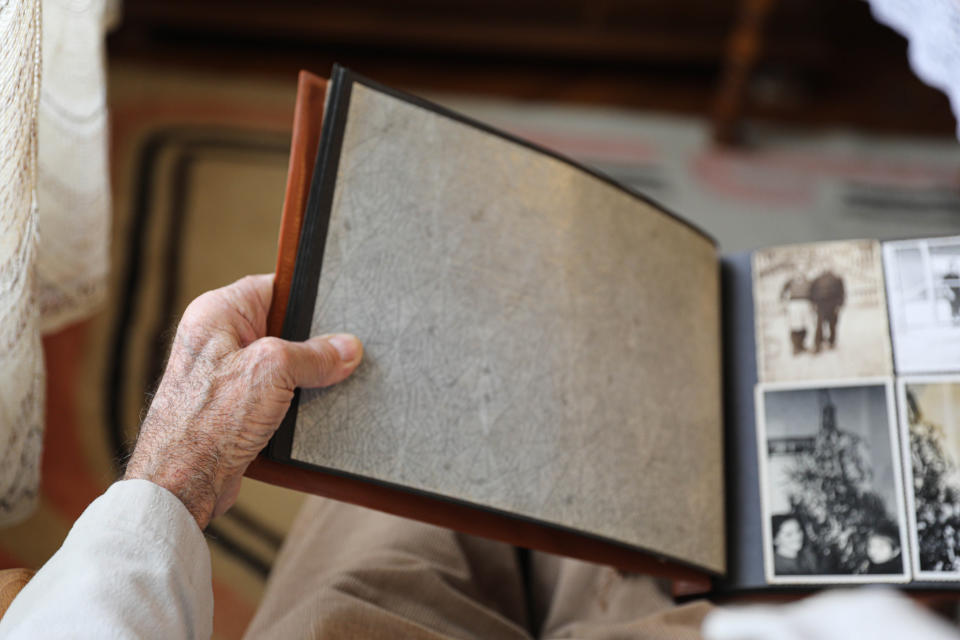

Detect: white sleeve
703,588,960,640
0,479,213,639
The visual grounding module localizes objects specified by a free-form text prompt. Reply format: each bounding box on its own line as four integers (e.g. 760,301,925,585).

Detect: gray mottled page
292,82,725,573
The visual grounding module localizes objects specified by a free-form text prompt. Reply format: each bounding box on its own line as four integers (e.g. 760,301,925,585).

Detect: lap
245,497,711,640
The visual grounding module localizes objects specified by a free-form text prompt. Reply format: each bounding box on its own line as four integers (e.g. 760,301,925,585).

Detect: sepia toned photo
757,380,909,584
884,236,960,374
752,240,893,383
899,376,960,579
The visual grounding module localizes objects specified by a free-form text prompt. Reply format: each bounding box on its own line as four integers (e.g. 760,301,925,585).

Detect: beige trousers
245,497,713,639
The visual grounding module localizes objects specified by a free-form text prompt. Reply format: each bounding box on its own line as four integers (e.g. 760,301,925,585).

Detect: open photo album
244,66,960,593
726,229,960,591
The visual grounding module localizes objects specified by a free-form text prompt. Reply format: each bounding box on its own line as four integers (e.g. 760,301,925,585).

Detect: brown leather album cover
265,70,329,339
245,69,714,591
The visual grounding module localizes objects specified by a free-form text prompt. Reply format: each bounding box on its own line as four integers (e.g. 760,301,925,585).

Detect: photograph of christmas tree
757,379,909,584
884,236,960,375
899,376,960,579
753,240,892,383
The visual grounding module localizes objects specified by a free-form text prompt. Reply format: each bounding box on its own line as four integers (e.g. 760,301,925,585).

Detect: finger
236,273,274,311
227,273,274,319
253,333,363,390
202,274,274,345
296,333,364,388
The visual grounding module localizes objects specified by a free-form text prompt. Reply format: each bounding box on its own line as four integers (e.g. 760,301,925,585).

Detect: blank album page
280,69,726,574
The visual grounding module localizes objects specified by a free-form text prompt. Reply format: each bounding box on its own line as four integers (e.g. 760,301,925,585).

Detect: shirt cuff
73,479,212,595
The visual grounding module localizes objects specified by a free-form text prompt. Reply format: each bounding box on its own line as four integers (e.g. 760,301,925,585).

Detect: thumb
259,333,363,390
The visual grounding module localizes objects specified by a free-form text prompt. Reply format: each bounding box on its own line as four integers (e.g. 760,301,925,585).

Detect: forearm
0,480,213,639
0,275,361,638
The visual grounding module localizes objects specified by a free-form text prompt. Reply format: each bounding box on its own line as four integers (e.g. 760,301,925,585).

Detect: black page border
267,64,721,576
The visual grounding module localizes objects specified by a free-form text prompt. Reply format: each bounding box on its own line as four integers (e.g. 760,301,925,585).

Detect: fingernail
326,333,361,363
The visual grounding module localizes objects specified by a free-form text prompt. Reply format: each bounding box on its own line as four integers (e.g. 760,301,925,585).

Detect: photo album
244,66,960,594
747,238,960,587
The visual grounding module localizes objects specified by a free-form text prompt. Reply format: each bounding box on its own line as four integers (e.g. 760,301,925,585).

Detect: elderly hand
124,274,362,529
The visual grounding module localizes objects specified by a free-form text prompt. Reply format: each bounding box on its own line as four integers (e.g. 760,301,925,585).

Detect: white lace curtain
0,0,114,526
868,0,960,140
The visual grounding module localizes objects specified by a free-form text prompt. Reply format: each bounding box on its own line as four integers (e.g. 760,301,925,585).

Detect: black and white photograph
756,379,909,583
899,376,960,579
753,240,893,383
884,236,960,374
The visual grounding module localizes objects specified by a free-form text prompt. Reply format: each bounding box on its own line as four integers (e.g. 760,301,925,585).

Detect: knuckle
176,297,222,353
182,291,217,321
173,321,206,359
249,337,293,383
236,274,261,291
178,296,219,341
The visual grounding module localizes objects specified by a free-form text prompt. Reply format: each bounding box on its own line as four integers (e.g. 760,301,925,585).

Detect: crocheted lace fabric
0,0,113,525
868,0,960,138
0,0,45,526
36,0,115,333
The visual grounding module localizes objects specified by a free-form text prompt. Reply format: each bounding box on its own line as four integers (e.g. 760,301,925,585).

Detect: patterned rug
1,62,958,639
0,64,305,639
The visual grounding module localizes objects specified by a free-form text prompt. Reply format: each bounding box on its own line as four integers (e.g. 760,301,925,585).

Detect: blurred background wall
108,0,955,137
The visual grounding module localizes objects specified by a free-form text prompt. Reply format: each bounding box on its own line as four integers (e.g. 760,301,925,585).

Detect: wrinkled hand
124,274,363,529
